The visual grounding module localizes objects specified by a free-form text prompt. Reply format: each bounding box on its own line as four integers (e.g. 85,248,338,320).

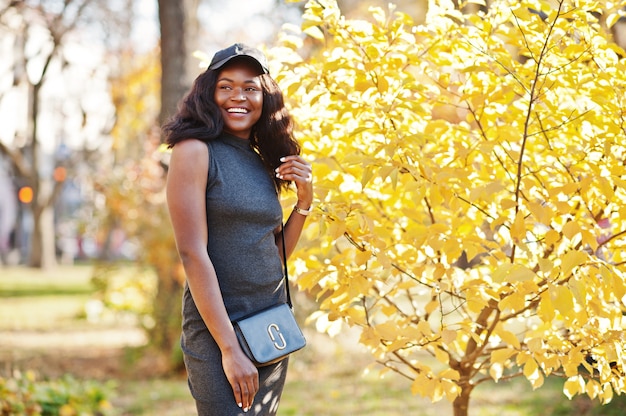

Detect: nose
231,88,246,101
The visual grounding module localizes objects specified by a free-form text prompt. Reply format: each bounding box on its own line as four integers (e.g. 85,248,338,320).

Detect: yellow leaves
565,375,617,404
469,182,506,202
302,0,339,28
537,291,555,322
465,286,493,313
59,404,76,416
489,348,517,382
375,321,404,341
498,292,524,315
606,10,626,28
441,329,457,345
585,379,602,401
359,326,381,351
109,50,160,151
417,320,434,339
559,250,588,278
425,299,440,315
564,376,585,400
296,268,325,292
280,0,626,406
434,346,450,364
327,219,347,240
439,368,460,382
550,285,575,321
345,305,366,326
509,210,527,243
493,324,521,349
492,263,536,284
522,357,543,388
490,348,517,382
562,347,586,377
303,25,325,41
602,265,626,302
544,229,561,247
491,348,516,365
410,369,461,403
527,200,553,227
561,221,580,240
489,361,504,382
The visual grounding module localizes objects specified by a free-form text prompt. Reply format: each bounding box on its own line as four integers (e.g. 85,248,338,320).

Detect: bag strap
280,225,293,308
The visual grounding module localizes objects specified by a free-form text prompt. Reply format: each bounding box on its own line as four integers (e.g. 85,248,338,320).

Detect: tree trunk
152,0,198,365
29,202,56,269
158,0,189,125
452,379,473,416
26,68,57,269
149,263,183,355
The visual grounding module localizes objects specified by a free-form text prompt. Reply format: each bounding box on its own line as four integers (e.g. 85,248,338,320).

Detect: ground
1,266,623,416
0,327,146,379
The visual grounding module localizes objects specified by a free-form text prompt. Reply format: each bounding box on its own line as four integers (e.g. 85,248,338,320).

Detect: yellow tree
276,0,626,415
96,48,185,365
95,0,200,369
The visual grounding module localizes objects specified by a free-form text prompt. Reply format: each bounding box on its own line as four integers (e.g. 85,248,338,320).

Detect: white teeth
227,108,248,113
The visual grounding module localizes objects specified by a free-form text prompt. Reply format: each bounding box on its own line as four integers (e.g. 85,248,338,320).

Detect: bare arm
166,139,258,412
274,155,314,258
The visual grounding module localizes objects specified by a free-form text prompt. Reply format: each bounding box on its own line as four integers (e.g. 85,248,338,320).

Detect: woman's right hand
222,348,259,413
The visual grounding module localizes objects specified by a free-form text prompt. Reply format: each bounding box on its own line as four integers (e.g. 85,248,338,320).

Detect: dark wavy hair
162,61,300,190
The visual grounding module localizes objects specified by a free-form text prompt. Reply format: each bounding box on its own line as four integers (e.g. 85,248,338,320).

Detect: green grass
2,265,625,415
0,264,94,295
0,265,95,330
111,378,196,415
280,370,450,416
0,295,92,329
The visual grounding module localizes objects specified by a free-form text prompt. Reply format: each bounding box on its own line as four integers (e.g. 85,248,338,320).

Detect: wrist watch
293,205,312,216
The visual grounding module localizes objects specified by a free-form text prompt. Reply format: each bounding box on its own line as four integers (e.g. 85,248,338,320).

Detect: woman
163,43,313,415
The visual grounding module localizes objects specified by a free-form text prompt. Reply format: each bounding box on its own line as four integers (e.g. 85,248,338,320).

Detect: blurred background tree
0,0,113,268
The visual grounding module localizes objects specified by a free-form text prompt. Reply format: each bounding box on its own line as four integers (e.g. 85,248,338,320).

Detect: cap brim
208,56,269,74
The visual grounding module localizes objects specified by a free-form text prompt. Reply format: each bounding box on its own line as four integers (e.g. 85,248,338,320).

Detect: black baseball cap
208,43,269,74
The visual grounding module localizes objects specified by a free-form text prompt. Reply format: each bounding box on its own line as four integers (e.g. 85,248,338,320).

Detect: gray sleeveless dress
181,133,289,416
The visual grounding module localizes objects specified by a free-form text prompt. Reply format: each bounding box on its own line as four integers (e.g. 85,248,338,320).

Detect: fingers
275,156,313,183
233,374,258,413
224,354,259,413
275,156,314,207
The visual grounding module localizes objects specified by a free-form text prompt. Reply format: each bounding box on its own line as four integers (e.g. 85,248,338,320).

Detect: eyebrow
216,77,260,84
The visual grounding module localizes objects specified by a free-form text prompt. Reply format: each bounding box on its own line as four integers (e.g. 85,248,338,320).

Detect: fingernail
280,157,286,162
238,402,243,408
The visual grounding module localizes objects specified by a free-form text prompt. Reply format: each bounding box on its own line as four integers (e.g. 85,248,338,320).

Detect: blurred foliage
276,0,626,415
0,371,114,416
93,46,184,367
89,264,157,328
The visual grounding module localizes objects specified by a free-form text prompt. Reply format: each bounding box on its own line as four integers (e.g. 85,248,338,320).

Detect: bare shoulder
169,139,208,168
171,138,207,157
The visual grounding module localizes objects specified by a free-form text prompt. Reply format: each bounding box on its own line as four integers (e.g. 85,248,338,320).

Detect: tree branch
0,140,31,178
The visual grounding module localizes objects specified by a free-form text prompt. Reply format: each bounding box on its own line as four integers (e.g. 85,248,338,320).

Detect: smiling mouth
227,107,249,114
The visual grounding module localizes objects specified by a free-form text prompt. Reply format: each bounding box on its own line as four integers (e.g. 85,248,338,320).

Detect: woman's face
214,60,264,139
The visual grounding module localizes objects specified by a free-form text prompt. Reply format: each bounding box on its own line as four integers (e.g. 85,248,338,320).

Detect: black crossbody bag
232,227,306,367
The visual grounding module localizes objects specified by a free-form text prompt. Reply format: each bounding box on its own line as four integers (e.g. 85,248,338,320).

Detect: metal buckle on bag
267,323,287,350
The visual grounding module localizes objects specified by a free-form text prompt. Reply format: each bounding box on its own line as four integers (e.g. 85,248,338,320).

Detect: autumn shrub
274,0,626,415
0,371,114,416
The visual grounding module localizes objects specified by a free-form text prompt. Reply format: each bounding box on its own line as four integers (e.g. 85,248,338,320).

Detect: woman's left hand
275,155,313,207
